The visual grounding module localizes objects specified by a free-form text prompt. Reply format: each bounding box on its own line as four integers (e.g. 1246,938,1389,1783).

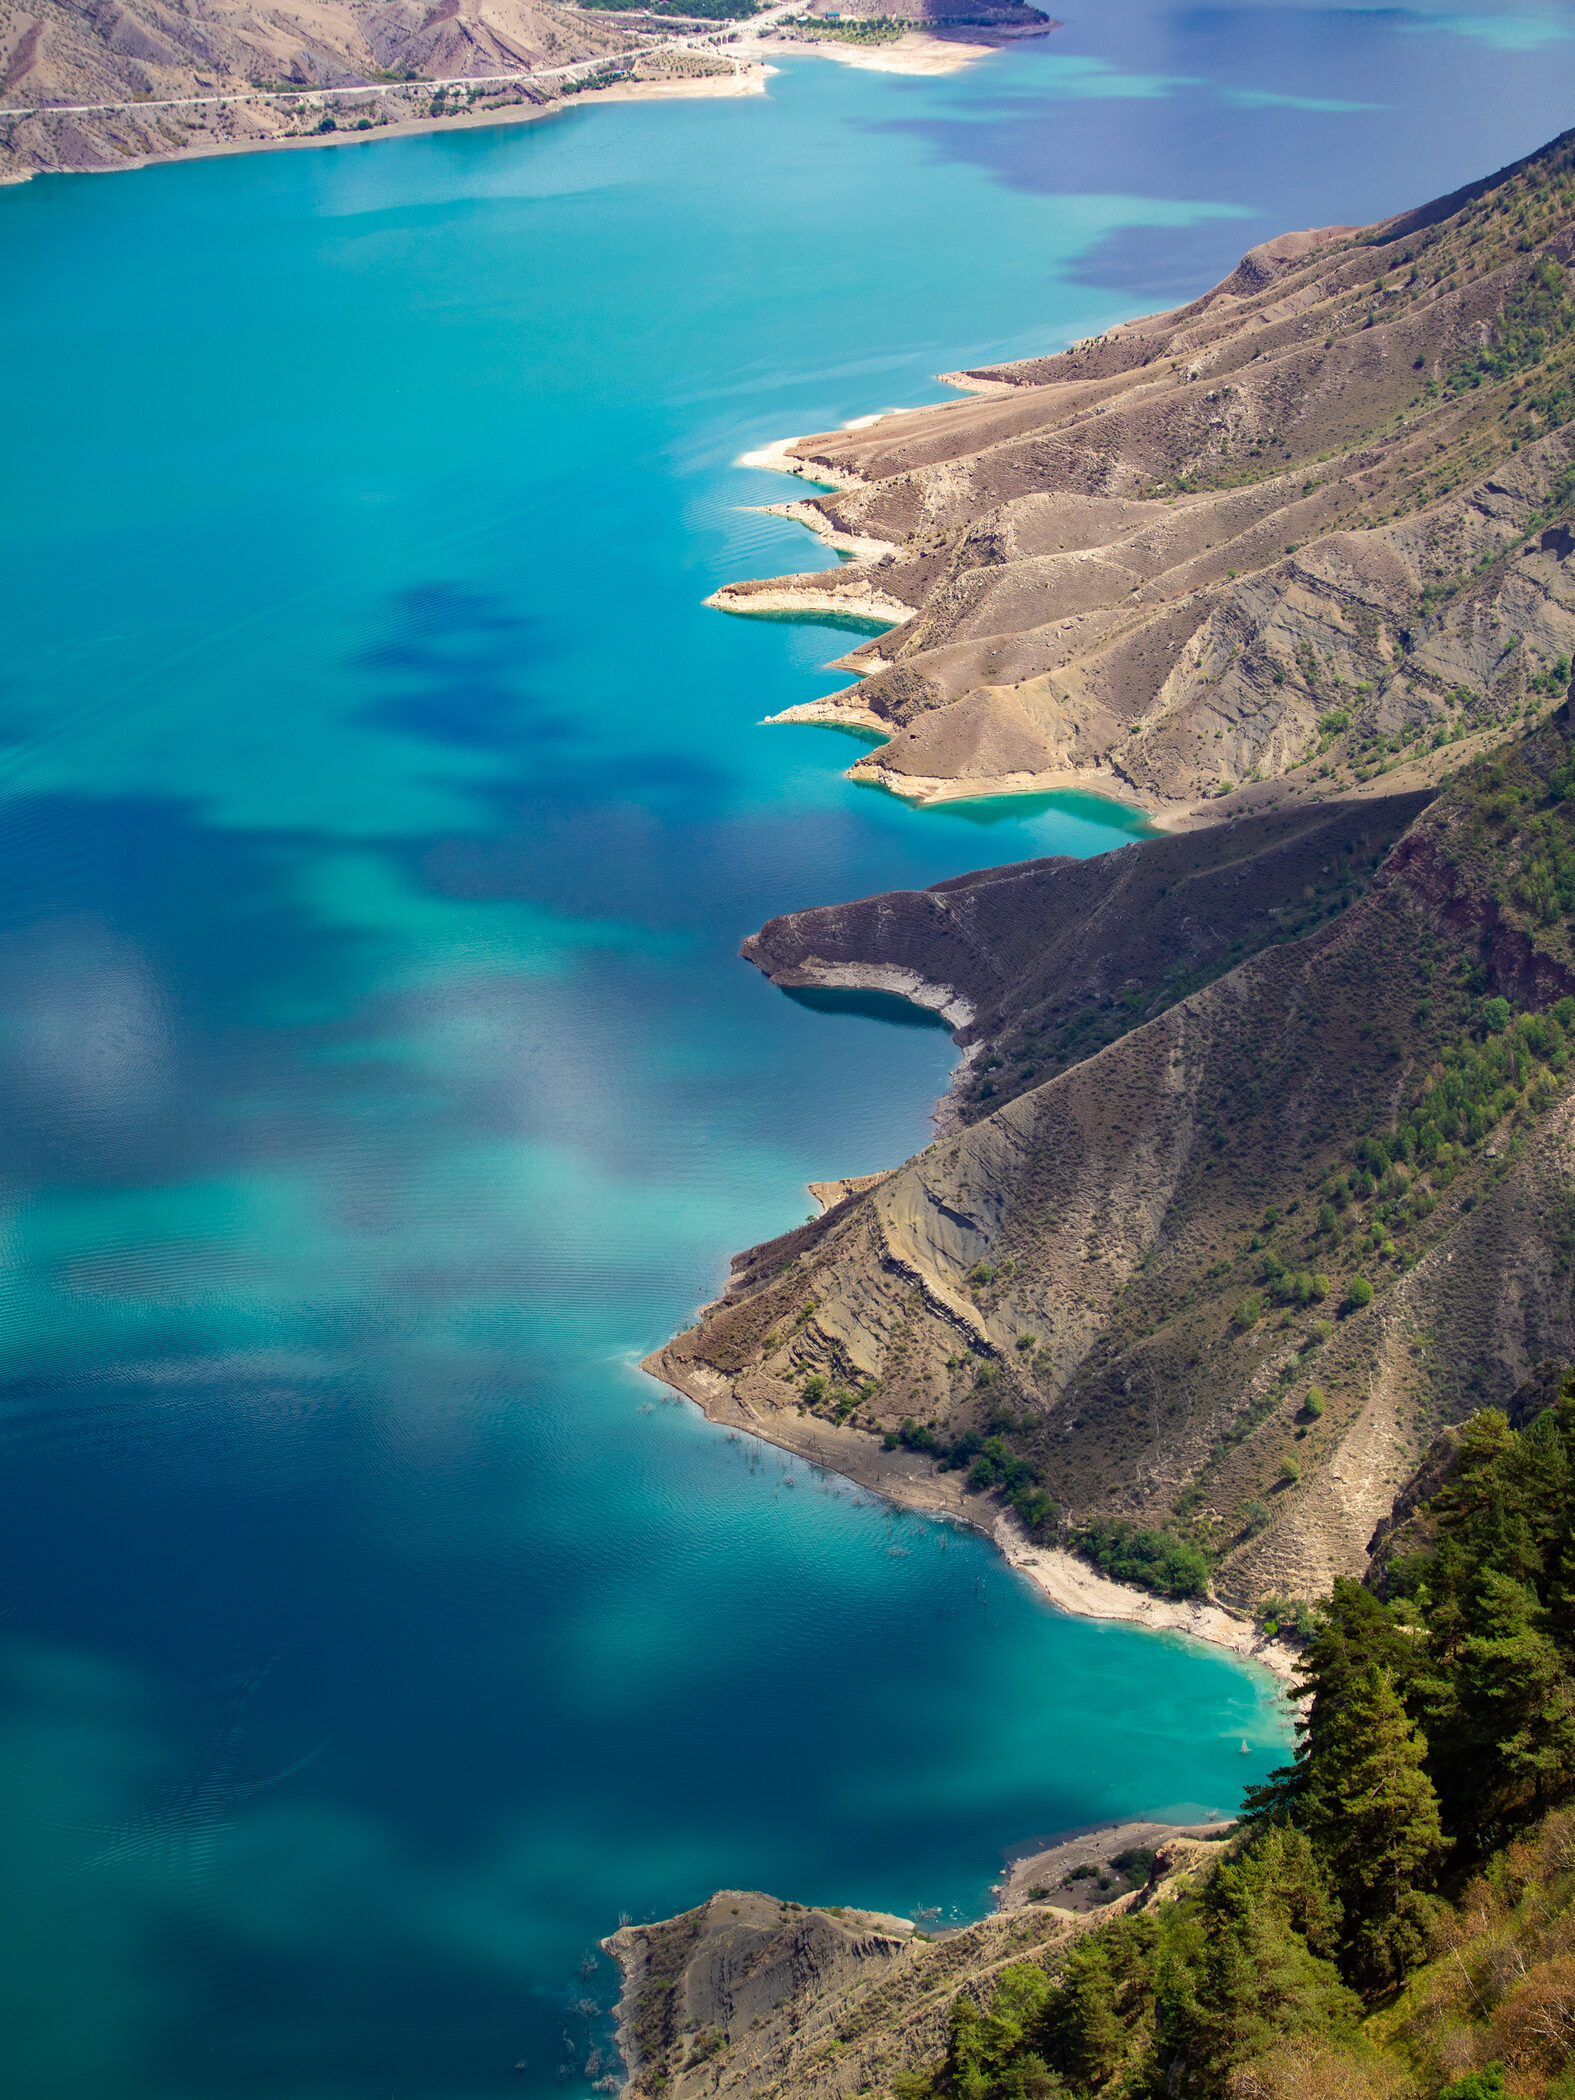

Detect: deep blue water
3,6,1571,2093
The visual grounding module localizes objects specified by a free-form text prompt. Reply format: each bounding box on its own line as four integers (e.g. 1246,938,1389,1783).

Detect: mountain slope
0,0,647,177
717,132,1575,820
741,794,1432,1130
645,132,1575,1612
648,712,1575,1607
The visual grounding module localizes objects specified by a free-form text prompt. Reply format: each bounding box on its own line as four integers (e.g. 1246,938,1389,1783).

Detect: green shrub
1073,1519,1210,1599
1232,1293,1266,1331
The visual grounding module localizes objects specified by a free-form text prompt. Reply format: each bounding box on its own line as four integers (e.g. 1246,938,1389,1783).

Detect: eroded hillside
718,133,1575,819
741,794,1431,1128
647,714,1575,1605
0,0,655,176
603,1844,1228,2100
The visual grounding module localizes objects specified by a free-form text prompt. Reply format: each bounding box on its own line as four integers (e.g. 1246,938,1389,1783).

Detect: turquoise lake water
4,5,1573,2092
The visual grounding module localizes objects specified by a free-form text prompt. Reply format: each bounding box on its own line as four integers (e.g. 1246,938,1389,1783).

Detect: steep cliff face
714,133,1575,817
647,716,1575,1604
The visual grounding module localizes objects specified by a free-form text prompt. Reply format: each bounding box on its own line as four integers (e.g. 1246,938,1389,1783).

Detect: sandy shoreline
663,968,1296,1683
1,14,1049,186
992,1513,1300,1679
752,29,993,76
1,62,771,183
647,1345,1301,1685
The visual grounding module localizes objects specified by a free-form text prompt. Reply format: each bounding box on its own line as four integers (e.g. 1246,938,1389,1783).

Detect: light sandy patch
736,433,871,488
848,756,1158,813
809,1170,895,1214
998,1820,1236,1911
774,958,975,1028
992,1512,1301,1680
646,1354,1301,1687
767,694,887,728
709,579,909,623
753,30,990,74
741,499,897,562
593,64,768,103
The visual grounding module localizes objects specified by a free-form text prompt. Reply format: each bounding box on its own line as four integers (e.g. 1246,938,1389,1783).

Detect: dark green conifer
1305,1665,1448,1987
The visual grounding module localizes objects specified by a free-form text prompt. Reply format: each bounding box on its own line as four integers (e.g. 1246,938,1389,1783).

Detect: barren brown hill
613,130,1575,2100
718,131,1575,821
641,136,1575,1615
647,710,1575,1609
0,0,686,177
742,793,1431,1129
603,1838,1230,2100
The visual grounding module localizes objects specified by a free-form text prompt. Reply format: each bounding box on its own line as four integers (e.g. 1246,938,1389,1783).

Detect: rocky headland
715,135,1575,826
607,125,1575,2100
648,129,1575,1634
603,1830,1233,2100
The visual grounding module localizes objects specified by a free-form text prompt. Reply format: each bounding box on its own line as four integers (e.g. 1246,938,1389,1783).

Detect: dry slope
604,1838,1229,2100
647,714,1575,1609
716,132,1575,819
0,0,661,177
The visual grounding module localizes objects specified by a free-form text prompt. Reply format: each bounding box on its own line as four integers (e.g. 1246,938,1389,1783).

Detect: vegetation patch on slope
887,1384,1575,2100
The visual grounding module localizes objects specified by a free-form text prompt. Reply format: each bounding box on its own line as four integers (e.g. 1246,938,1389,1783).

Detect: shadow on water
355,581,570,753
715,607,899,637
871,10,1575,302
778,985,955,1028
794,719,889,747
850,775,1156,834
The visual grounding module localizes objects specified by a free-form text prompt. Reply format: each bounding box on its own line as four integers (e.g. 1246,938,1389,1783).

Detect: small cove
3,9,1573,2094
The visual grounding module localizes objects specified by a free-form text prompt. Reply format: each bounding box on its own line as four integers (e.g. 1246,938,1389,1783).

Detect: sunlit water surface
4,3,1572,2092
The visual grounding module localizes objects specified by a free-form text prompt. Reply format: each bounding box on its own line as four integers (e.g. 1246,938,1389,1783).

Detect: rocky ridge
0,0,686,177
648,703,1575,1612
604,1837,1230,2100
645,132,1575,1620
715,133,1575,821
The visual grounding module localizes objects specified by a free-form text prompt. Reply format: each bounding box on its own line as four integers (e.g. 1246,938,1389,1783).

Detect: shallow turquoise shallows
4,6,1572,2093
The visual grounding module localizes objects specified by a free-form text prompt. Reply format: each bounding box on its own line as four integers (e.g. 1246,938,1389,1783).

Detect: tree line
896,1382,1575,2100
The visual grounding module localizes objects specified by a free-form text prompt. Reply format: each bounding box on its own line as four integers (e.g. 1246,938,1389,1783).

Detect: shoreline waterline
0,62,775,186
0,19,1042,187
11,19,1553,2081
645,1347,1300,1685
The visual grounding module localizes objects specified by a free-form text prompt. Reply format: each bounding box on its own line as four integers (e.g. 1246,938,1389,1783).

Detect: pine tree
1306,1665,1448,1989
1037,1936,1129,2090
1242,1580,1418,1827
1435,1567,1575,1828
938,1966,1058,2100
1159,1896,1359,2096
1154,1826,1360,2096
